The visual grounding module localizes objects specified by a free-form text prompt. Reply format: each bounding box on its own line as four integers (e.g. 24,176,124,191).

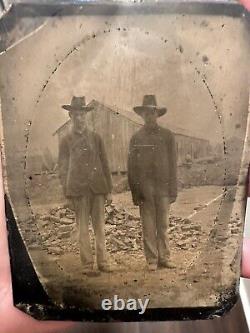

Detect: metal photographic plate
0,0,249,321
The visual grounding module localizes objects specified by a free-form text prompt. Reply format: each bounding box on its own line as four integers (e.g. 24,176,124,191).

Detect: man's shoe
158,261,176,269
98,263,113,273
146,263,158,271
82,266,101,277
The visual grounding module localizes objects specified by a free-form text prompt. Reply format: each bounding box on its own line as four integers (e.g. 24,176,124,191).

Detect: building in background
53,100,211,174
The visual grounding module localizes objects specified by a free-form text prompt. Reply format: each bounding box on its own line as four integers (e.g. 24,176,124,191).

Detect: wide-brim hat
133,94,167,117
62,96,93,112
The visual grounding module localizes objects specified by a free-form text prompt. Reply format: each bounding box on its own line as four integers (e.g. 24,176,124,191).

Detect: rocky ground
22,186,243,309
27,204,203,257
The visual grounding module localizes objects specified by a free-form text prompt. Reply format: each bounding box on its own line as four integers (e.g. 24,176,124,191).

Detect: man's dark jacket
58,128,112,198
128,125,177,206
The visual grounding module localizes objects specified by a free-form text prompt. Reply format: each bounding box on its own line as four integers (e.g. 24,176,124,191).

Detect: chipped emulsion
2,8,246,312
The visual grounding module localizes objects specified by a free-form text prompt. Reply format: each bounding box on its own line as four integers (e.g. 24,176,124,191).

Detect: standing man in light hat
58,96,113,276
128,95,177,271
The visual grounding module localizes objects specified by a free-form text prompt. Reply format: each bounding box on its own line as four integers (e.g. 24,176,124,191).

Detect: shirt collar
143,124,160,134
73,127,88,136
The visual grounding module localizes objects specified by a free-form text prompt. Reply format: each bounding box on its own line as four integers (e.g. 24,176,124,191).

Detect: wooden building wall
57,105,140,173
55,103,211,173
176,134,210,164
86,106,139,173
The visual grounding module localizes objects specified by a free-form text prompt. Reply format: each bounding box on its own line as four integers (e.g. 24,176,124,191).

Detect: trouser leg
91,194,108,267
140,195,158,264
155,196,170,263
73,196,93,267
71,199,80,242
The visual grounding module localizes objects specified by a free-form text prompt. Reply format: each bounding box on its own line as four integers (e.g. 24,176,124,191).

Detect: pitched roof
53,99,142,136
53,99,209,142
89,99,143,126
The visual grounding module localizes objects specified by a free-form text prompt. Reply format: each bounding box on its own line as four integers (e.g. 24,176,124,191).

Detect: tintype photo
0,1,249,320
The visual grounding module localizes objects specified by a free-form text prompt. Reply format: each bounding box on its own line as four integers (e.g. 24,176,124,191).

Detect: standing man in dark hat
58,96,113,275
128,95,177,271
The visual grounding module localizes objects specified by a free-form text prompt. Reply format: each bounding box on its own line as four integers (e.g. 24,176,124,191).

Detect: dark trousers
139,183,170,264
72,192,107,268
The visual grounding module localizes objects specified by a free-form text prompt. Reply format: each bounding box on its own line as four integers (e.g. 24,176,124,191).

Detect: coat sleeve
98,136,113,193
128,135,141,205
168,131,178,199
58,135,69,196
128,135,136,190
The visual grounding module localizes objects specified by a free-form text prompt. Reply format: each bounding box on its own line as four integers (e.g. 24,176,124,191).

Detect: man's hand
106,193,113,205
240,0,250,10
170,196,177,204
64,199,75,211
242,238,250,277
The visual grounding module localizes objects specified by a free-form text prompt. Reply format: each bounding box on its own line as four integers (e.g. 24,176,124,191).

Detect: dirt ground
20,183,242,310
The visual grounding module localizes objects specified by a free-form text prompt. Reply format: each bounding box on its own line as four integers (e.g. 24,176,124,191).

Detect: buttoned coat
58,128,112,198
128,125,177,205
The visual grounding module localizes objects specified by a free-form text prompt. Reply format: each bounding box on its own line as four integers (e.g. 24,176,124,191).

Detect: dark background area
66,304,249,333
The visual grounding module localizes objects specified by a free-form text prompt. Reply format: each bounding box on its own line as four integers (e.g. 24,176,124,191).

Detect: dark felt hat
62,96,93,112
133,95,167,117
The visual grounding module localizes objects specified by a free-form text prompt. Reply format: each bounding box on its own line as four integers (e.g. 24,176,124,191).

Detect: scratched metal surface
0,0,249,321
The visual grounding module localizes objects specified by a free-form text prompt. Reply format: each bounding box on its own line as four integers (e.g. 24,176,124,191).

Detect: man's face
69,110,87,131
141,108,158,126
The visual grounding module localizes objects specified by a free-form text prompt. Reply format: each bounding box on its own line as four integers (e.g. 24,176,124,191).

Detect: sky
25,14,249,156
